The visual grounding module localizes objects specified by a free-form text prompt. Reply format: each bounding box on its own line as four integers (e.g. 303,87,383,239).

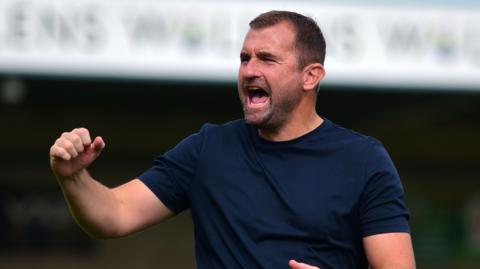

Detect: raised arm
50,128,173,238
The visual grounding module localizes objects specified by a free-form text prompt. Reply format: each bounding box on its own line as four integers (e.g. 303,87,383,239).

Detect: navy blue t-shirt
139,119,410,269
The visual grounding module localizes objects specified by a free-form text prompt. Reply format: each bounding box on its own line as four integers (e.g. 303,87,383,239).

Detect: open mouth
247,87,270,107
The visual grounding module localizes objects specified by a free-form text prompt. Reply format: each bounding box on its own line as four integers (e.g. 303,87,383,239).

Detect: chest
189,145,365,241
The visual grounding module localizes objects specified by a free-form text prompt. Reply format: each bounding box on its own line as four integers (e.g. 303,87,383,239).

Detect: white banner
0,0,479,90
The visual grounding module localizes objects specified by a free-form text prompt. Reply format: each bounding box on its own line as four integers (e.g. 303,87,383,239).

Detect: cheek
270,71,303,93
237,74,244,95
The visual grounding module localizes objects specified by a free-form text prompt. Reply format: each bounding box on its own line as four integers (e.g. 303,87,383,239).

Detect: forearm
57,169,123,239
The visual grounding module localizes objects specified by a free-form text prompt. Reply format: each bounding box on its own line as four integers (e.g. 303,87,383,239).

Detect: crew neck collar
247,117,331,147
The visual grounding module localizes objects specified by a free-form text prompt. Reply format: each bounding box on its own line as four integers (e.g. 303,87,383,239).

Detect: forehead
241,22,296,53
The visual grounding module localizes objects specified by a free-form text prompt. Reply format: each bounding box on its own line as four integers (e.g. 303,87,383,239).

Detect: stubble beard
243,104,274,130
243,91,301,131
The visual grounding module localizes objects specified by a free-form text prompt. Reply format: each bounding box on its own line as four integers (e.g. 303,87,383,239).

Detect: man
49,11,415,269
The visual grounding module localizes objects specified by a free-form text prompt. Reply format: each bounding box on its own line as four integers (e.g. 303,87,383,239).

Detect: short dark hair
249,10,326,69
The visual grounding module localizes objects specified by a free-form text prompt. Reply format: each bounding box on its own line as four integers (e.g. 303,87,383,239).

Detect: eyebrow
256,51,278,61
239,50,280,62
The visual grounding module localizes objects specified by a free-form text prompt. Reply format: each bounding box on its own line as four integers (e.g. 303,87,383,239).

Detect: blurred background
0,0,479,268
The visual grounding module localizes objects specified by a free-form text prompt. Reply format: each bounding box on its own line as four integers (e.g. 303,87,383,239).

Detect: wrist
57,169,90,186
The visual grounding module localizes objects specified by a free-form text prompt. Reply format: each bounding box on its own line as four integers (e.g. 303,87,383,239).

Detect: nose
239,58,261,79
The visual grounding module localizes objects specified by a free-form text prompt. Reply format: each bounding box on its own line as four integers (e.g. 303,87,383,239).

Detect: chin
244,104,281,127
245,115,264,127
245,115,277,130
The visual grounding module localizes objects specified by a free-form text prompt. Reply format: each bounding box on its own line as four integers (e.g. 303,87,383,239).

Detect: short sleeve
358,140,410,237
138,127,205,214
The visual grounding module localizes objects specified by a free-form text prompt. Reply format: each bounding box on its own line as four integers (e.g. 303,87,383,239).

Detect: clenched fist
49,128,105,179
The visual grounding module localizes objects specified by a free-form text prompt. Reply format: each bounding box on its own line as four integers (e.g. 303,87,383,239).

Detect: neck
258,110,323,142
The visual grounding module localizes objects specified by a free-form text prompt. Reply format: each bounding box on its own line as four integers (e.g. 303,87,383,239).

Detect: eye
257,52,277,63
240,53,250,63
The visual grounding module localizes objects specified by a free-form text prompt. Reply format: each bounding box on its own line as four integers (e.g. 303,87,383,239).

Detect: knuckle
71,133,81,144
73,127,88,135
50,146,66,159
78,127,88,133
49,145,56,155
64,142,75,152
54,138,64,145
73,127,91,143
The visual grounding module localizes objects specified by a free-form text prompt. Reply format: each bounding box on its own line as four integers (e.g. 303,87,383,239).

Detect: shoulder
162,120,245,156
189,119,249,150
323,119,382,153
197,119,248,138
200,119,246,132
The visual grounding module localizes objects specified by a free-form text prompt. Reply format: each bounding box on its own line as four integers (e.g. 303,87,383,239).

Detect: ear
302,63,326,92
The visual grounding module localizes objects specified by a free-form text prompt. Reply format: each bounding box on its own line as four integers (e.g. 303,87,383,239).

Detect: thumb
90,136,106,155
289,259,320,269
